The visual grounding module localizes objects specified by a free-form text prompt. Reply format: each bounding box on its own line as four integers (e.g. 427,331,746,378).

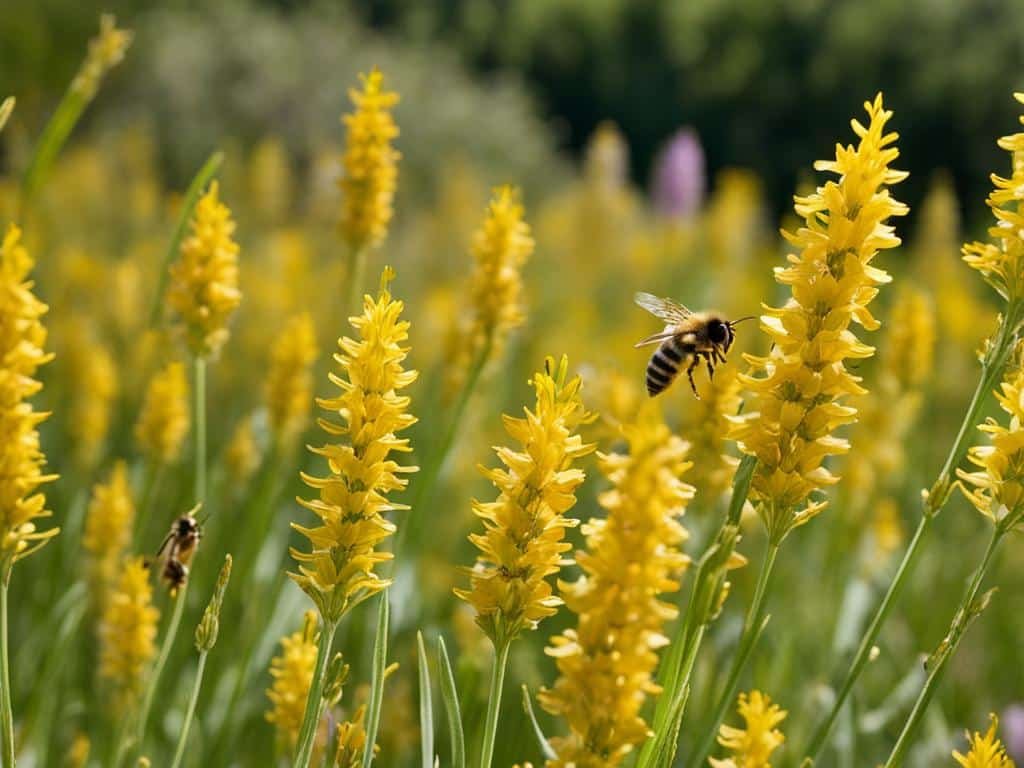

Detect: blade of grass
437,637,465,768
417,631,435,768
362,593,390,768
521,685,555,760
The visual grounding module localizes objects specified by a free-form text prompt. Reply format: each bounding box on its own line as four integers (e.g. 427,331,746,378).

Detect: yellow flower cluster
333,705,370,768
99,556,159,710
686,367,742,508
266,611,319,749
963,93,1024,306
82,461,135,607
339,69,400,253
135,361,190,465
728,94,907,543
709,691,787,768
290,269,418,623
65,326,118,468
70,14,132,101
456,356,594,645
168,181,242,357
266,312,319,443
958,345,1024,531
540,405,693,767
953,714,1015,768
0,225,57,573
224,416,260,484
466,186,533,355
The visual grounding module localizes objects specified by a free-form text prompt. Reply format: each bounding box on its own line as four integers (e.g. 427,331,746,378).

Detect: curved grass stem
170,651,208,768
1,576,15,768
479,639,511,768
292,618,338,768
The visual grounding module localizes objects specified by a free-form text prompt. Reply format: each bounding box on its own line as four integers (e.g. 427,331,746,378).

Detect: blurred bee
634,292,754,398
154,504,203,593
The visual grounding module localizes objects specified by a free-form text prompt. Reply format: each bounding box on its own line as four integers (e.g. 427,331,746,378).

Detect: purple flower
651,127,706,219
1003,704,1024,762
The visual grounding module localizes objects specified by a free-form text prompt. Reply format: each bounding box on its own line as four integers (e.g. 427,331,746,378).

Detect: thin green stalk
686,540,780,768
362,594,390,768
148,151,224,327
20,89,89,216
134,585,189,758
1,575,15,768
479,640,511,768
398,335,493,558
437,636,466,768
170,652,208,768
801,312,1019,765
293,618,338,768
883,525,1004,768
417,632,434,768
194,356,207,504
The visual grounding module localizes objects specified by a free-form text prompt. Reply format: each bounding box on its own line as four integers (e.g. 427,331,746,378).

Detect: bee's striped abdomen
646,337,687,396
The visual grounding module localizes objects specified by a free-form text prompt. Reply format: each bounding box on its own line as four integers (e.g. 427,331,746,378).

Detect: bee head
708,318,730,347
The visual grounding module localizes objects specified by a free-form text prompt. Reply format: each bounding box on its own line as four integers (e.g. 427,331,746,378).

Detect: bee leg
704,352,715,381
686,356,701,399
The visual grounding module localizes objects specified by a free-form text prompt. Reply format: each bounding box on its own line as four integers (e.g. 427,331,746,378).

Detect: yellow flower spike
64,325,118,468
266,611,319,750
957,342,1024,531
0,224,58,573
540,403,693,767
290,267,418,624
135,361,190,465
466,185,534,359
265,312,319,443
98,556,159,712
70,14,133,102
728,93,907,544
709,691,787,768
334,704,372,768
686,367,743,508
168,180,242,358
339,68,400,253
82,461,135,608
953,714,1015,768
964,94,1024,306
224,415,261,484
456,355,595,646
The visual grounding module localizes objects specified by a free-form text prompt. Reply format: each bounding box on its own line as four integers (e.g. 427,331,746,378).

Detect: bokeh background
2,1,1024,767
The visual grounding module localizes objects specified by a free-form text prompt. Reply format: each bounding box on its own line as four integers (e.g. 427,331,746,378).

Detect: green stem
135,585,189,757
19,87,89,216
148,151,224,327
293,618,338,768
170,651,208,768
1,575,15,768
479,640,511,768
801,312,1018,765
398,336,493,559
686,540,780,768
194,356,207,505
882,525,1003,768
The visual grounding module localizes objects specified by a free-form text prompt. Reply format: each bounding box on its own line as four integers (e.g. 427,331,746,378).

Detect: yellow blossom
456,355,595,645
168,181,242,357
266,611,319,749
64,325,118,468
465,185,533,359
70,14,132,102
82,461,135,607
727,94,907,543
953,714,1015,768
135,361,189,465
957,343,1024,530
540,405,693,767
224,415,260,484
266,312,319,443
686,367,743,508
99,556,159,710
290,268,418,623
0,224,58,573
66,732,90,768
333,705,370,768
709,691,787,768
339,69,400,253
963,93,1024,306
247,136,294,223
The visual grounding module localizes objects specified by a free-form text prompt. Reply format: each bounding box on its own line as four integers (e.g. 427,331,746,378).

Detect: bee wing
634,292,692,323
634,330,678,348
155,530,175,558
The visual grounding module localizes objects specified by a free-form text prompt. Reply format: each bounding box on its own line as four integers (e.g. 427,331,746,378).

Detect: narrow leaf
362,592,390,768
521,685,555,760
417,631,435,768
437,636,466,768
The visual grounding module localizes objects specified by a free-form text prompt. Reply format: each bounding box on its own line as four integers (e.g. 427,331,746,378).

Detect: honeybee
633,292,754,398
154,504,203,593
161,558,189,595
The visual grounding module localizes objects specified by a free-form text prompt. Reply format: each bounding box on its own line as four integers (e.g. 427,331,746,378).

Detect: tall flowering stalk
953,715,1015,768
289,267,417,768
806,92,1024,763
708,691,787,768
98,557,159,713
0,224,57,766
267,612,320,753
456,355,594,768
539,405,692,767
82,461,135,611
883,345,1024,766
339,68,400,314
405,186,534,553
689,94,907,768
265,312,319,446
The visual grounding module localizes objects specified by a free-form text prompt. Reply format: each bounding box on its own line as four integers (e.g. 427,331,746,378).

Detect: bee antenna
730,315,758,325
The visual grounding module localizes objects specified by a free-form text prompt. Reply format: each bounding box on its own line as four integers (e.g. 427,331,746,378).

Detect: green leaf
520,685,555,760
437,636,466,768
417,631,435,768
362,593,390,768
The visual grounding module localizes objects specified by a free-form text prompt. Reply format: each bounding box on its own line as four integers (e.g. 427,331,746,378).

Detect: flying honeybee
633,292,754,398
154,504,203,593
